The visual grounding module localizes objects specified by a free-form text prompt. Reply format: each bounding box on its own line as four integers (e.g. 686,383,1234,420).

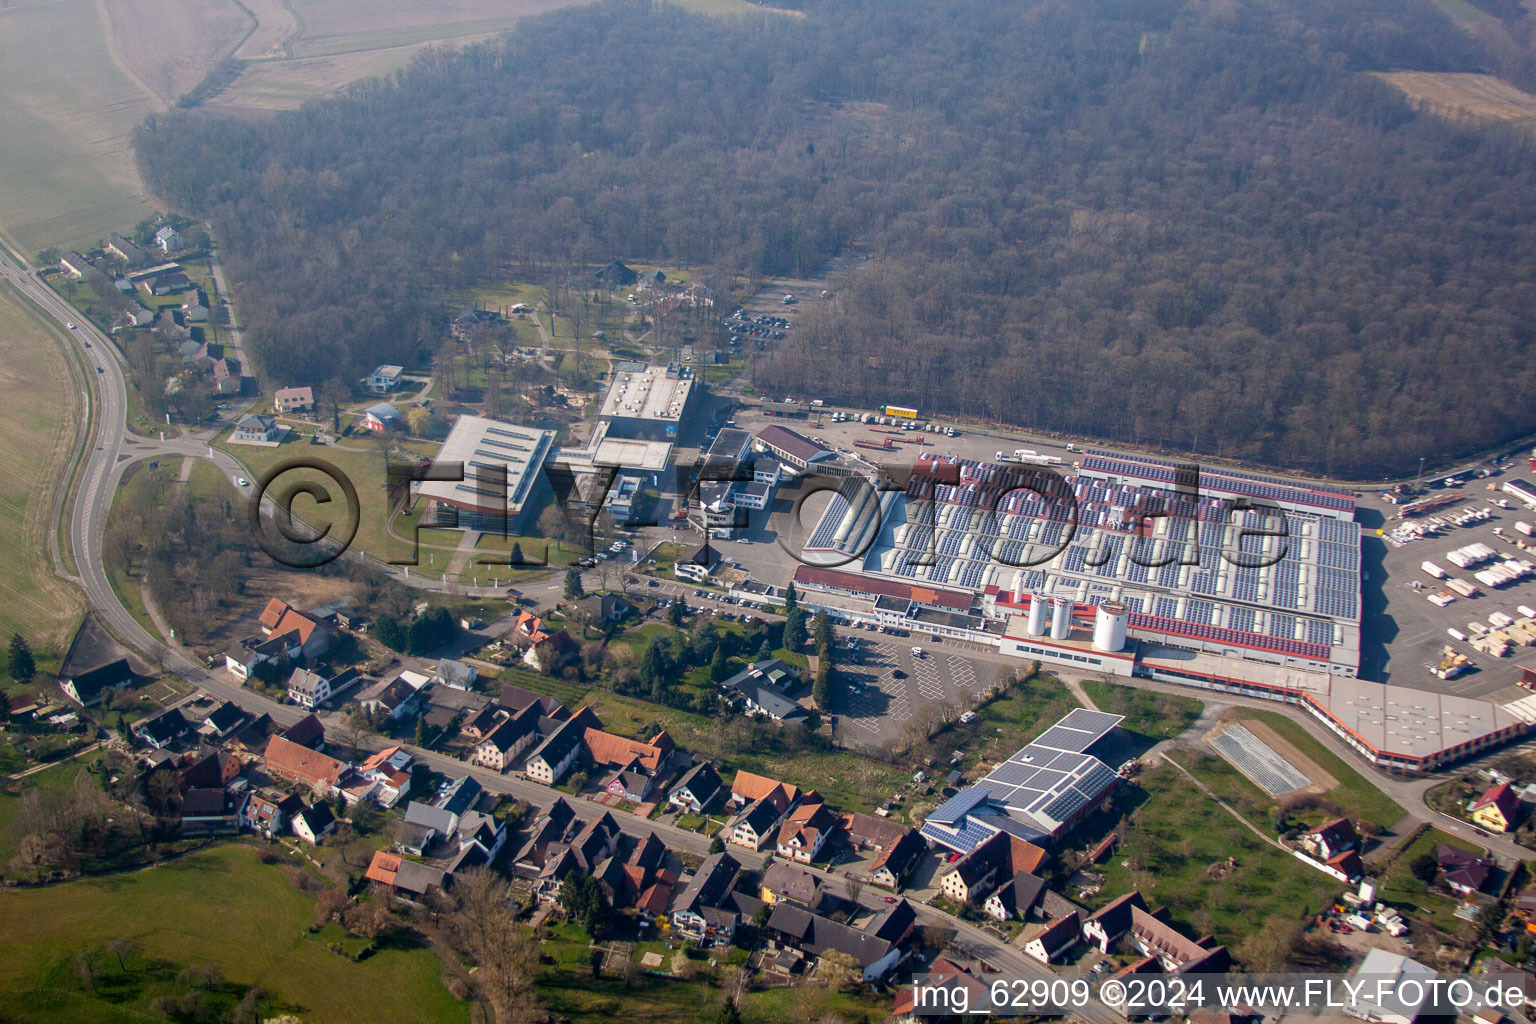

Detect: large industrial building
597,361,700,440
416,415,556,533
791,449,1530,773
921,709,1124,854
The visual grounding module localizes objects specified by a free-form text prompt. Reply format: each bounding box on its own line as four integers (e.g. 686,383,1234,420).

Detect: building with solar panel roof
921,709,1124,856
416,415,556,533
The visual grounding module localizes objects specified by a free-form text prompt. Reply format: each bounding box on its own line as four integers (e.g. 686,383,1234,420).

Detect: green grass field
1094,759,1338,947
0,285,87,653
1082,679,1203,740
0,845,468,1024
1238,710,1406,833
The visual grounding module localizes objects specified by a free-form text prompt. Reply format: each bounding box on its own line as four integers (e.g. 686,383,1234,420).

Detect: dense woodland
138,0,1536,477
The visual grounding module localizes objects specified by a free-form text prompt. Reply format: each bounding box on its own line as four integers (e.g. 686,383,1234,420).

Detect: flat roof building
598,362,699,439
416,415,556,533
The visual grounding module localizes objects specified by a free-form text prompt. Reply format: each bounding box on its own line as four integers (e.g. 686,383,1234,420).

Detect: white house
154,226,184,252
286,668,331,709
231,414,280,443
367,365,404,392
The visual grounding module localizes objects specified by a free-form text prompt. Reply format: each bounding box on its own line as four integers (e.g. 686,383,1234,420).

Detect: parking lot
1367,484,1536,701
835,634,1001,745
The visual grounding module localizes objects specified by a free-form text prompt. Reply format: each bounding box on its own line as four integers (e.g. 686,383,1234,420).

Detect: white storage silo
1050,598,1072,640
1092,601,1129,653
1026,594,1049,636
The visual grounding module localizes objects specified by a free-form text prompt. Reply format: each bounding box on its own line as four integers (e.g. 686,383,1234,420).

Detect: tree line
134,0,1536,477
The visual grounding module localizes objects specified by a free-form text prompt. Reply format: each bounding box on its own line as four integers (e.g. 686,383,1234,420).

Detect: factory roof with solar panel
921,709,1125,854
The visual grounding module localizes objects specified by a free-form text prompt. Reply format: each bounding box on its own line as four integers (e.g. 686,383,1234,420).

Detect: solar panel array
814,455,1360,664
1209,725,1312,796
1079,450,1356,516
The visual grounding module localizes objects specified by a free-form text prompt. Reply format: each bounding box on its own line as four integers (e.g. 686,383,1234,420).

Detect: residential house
182,288,208,323
523,629,579,673
361,402,402,433
471,703,545,771
571,592,633,625
938,832,1011,905
583,727,674,777
671,851,742,944
731,795,788,851
274,386,315,413
154,226,184,252
177,749,241,791
594,259,638,287
764,903,905,982
229,714,280,757
729,770,798,812
360,746,414,808
985,871,1048,923
198,701,246,740
891,957,990,1021
222,636,286,680
138,269,192,296
357,675,426,721
1129,906,1230,972
669,762,725,814
510,798,578,872
759,862,821,907
459,704,503,741
264,735,347,799
281,713,325,749
292,803,336,845
434,659,477,690
1083,891,1148,952
365,851,447,899
843,812,912,853
455,809,507,862
286,668,332,709
400,801,458,855
62,658,133,706
106,234,144,264
240,791,304,838
497,683,565,719
436,774,483,816
523,711,592,784
870,829,927,890
1438,844,1495,895
231,414,280,443
722,661,806,722
604,759,661,803
181,788,238,831
1302,817,1360,861
776,799,838,863
136,708,190,750
367,365,404,392
58,252,95,278
1025,913,1082,964
1472,783,1522,833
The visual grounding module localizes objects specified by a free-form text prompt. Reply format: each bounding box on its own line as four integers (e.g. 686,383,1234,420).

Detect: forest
136,0,1536,478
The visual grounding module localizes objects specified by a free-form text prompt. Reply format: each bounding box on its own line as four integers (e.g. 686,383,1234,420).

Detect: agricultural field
1375,71,1536,126
100,0,249,104
0,845,469,1024
0,0,158,252
0,285,86,652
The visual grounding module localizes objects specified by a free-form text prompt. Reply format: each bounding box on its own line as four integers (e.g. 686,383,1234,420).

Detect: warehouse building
598,361,699,440
416,415,556,533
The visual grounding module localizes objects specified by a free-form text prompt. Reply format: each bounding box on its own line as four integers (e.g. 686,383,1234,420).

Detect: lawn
214,433,441,563
949,671,1079,764
1092,760,1338,947
0,285,87,653
1237,710,1406,833
0,844,469,1024
1082,679,1203,740
1165,748,1278,833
